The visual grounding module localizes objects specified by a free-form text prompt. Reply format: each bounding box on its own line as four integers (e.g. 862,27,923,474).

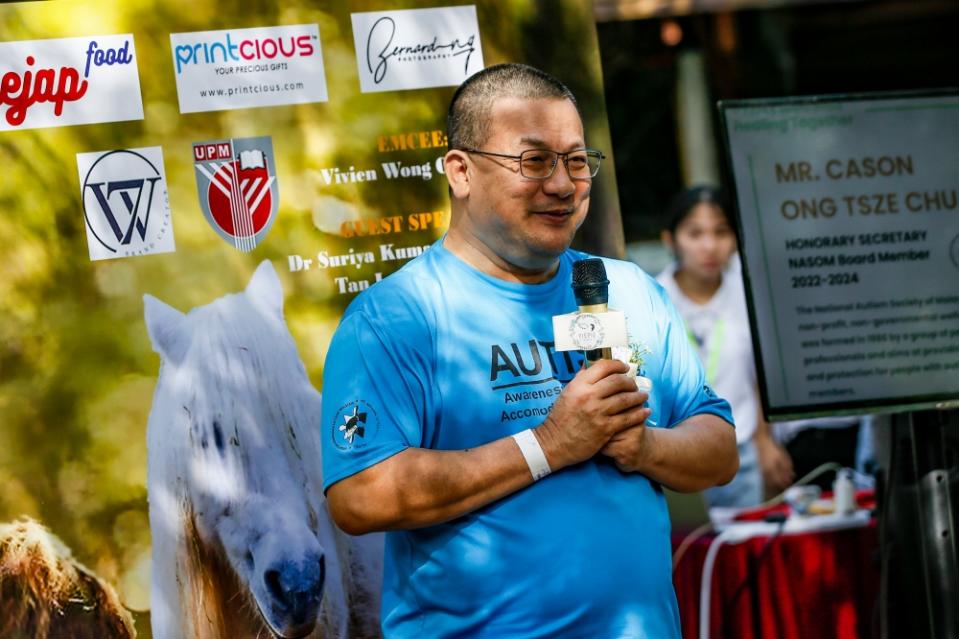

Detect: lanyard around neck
687,318,726,386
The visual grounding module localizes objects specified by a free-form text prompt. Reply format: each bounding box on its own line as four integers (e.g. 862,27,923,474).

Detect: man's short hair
447,63,578,150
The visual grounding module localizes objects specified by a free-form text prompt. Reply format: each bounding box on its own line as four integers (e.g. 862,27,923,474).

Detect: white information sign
721,92,959,418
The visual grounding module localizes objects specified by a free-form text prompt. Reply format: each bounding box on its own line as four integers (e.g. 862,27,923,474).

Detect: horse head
145,261,337,639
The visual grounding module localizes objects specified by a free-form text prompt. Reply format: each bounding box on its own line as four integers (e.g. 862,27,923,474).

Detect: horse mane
178,504,381,639
0,517,136,639
177,505,266,639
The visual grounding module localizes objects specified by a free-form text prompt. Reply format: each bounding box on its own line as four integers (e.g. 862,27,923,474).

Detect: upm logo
77,146,175,261
0,35,143,132
170,24,328,114
193,136,279,252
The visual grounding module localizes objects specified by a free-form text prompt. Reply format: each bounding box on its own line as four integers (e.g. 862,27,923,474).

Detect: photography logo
76,147,174,261
192,136,278,252
351,5,483,93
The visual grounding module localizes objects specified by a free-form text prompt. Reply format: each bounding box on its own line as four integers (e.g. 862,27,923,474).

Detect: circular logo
950,234,959,270
331,399,379,451
82,149,168,254
570,313,605,350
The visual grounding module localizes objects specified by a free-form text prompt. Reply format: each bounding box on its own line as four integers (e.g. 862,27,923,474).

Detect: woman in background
657,185,794,508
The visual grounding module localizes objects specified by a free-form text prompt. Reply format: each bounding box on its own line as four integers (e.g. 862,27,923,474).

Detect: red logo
193,137,279,252
0,56,88,126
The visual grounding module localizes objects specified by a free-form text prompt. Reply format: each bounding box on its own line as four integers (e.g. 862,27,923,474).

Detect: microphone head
572,258,609,306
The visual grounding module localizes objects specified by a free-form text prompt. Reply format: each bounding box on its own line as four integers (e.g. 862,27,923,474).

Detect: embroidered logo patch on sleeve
331,400,380,451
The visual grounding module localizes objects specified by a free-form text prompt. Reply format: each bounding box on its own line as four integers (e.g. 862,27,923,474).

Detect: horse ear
246,260,284,319
143,294,189,364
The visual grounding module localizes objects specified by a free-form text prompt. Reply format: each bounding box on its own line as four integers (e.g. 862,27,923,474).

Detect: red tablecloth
672,519,880,639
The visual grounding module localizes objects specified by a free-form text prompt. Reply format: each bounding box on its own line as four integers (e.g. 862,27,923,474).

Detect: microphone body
572,258,612,366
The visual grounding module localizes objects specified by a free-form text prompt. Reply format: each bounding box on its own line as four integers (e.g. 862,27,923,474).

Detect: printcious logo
331,400,379,451
0,35,143,132
76,147,175,261
193,136,279,252
170,24,328,113
351,5,484,93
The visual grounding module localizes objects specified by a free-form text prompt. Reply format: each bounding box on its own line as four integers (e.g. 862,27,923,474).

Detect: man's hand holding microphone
533,259,653,473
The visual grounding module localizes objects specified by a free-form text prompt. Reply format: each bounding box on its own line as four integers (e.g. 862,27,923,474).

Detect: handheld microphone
571,258,612,366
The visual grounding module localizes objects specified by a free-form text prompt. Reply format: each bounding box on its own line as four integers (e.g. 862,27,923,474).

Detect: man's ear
444,150,471,199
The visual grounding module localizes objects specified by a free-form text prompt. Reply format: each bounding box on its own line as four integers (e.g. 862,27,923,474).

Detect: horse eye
212,420,225,453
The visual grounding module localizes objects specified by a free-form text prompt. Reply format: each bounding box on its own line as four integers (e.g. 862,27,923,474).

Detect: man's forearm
602,413,738,492
327,437,536,535
642,414,738,492
327,361,650,535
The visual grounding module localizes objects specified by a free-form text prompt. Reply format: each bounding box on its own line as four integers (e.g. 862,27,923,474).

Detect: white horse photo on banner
143,261,382,639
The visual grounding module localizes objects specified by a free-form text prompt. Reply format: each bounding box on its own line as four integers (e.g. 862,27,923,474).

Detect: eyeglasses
462,147,605,180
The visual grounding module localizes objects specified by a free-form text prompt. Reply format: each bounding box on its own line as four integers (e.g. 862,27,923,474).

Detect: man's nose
542,159,576,198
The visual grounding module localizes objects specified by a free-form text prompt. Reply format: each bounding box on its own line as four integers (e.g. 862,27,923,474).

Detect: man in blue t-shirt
321,63,738,638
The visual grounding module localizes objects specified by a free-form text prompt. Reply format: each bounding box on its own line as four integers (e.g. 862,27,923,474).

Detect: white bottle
833,468,856,515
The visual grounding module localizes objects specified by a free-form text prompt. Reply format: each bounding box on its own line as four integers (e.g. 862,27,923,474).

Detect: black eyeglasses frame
460,147,605,180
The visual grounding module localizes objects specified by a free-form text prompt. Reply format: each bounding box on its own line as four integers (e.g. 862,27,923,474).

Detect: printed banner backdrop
0,0,619,637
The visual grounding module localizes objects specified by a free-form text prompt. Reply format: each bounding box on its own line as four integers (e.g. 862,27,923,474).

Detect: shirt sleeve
321,300,433,492
655,284,735,429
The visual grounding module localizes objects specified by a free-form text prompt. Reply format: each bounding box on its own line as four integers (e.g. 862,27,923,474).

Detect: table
672,511,880,639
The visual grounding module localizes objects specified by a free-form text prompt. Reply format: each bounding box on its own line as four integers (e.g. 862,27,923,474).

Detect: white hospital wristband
511,429,552,481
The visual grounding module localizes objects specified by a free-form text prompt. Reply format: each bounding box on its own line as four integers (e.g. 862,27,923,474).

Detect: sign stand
719,90,959,639
881,409,959,638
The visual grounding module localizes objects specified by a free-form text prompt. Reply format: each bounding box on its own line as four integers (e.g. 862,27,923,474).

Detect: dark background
597,0,959,242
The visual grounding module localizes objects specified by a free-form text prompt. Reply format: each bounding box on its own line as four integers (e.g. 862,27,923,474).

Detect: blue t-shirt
321,241,733,638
